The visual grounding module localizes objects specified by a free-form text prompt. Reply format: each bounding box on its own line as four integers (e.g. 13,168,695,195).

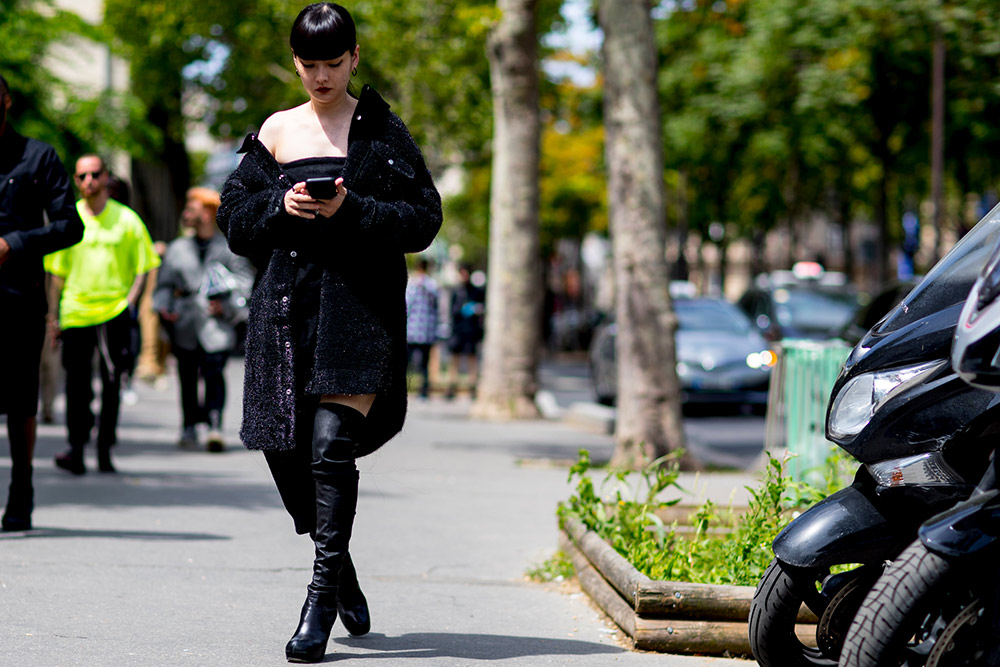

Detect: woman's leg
285,402,370,663
317,393,375,416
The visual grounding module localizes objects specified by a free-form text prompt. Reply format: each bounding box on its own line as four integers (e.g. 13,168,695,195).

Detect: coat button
290,250,297,258
282,296,288,303
388,159,394,165
286,389,292,395
285,341,291,348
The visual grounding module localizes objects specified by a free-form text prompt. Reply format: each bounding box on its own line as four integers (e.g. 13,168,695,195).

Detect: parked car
737,262,864,341
590,297,775,408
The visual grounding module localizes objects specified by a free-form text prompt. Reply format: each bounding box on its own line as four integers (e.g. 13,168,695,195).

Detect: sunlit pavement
0,357,753,665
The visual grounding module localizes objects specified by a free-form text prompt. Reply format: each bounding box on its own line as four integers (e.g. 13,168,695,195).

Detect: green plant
558,447,842,586
525,550,575,583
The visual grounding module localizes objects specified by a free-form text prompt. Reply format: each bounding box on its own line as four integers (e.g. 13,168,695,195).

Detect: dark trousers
61,310,133,449
406,343,433,398
173,346,228,428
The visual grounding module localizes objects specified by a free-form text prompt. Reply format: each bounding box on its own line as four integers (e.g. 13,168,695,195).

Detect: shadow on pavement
0,526,228,541
332,632,623,659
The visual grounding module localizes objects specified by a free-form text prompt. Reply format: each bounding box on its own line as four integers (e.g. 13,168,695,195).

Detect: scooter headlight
828,359,948,440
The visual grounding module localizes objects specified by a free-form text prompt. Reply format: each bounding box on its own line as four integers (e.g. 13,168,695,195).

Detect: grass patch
525,550,575,583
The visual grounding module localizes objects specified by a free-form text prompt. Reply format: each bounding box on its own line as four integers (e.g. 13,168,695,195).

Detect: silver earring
352,67,358,76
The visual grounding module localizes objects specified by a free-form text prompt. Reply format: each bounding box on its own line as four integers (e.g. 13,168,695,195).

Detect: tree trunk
472,0,543,419
599,0,692,470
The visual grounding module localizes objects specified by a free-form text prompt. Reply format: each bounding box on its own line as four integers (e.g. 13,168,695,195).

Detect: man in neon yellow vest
45,155,160,474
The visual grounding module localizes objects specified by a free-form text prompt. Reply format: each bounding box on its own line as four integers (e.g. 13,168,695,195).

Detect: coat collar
238,84,390,158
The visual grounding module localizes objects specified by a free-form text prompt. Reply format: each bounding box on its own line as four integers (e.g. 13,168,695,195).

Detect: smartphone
305,177,339,200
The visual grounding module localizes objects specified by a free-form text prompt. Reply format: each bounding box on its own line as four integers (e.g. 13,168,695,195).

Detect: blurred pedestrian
154,187,253,452
39,271,61,424
405,258,439,399
45,154,160,475
0,73,84,531
217,3,441,662
446,264,484,399
135,239,170,383
39,171,137,420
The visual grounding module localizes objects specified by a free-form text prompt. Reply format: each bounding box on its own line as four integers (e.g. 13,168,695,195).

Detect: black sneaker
54,451,86,476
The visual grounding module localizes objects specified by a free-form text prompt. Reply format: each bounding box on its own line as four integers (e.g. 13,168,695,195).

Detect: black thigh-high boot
285,403,366,663
337,551,371,636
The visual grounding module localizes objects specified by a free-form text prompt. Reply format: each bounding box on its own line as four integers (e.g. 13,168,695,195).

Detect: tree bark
599,0,692,469
472,0,543,419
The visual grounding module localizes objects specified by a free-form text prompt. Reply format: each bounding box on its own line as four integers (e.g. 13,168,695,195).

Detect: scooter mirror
953,239,1000,390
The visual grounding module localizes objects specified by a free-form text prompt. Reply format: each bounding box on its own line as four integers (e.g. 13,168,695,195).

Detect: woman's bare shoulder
258,105,309,156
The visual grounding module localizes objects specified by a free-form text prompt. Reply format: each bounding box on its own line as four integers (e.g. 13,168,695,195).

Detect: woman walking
217,3,442,662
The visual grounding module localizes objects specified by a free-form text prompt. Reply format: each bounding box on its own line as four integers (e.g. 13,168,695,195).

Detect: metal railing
764,339,851,483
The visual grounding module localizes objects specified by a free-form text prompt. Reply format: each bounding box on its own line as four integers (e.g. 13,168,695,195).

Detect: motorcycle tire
839,539,988,667
750,558,876,667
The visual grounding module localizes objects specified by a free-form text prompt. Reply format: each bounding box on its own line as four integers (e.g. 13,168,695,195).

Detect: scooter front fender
920,489,1000,558
773,481,910,569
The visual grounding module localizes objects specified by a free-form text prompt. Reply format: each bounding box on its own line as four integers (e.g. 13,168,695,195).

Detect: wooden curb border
560,516,817,656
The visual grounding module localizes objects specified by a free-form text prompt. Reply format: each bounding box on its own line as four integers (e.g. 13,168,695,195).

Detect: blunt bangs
290,3,357,61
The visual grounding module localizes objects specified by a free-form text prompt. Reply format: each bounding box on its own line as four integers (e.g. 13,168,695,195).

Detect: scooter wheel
840,539,987,667
750,558,875,666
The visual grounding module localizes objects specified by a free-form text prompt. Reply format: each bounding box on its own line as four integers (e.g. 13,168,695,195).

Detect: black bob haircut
290,3,357,61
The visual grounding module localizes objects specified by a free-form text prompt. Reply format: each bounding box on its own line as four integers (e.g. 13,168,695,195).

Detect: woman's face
294,46,359,103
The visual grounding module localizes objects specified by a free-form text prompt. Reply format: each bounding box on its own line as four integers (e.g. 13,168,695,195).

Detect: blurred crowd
404,259,486,401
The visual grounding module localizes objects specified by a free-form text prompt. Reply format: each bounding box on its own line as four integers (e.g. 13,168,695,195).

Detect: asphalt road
538,355,766,470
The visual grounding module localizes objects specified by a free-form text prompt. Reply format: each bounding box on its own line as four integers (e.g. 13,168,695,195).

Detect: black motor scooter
749,204,1000,667
837,235,1000,667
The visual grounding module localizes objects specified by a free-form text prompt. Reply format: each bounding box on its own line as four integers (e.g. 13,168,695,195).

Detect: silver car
590,297,775,410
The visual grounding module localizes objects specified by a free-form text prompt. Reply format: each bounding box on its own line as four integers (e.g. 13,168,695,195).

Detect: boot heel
285,591,338,663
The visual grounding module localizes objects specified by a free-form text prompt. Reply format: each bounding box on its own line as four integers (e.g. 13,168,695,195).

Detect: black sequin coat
217,86,442,455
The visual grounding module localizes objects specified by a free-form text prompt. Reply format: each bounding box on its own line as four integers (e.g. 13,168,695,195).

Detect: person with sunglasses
44,155,160,475
0,73,84,531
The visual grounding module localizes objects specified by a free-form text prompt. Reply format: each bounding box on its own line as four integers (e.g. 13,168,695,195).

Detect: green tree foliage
97,0,569,254
653,0,1000,281
538,73,606,254
0,0,145,160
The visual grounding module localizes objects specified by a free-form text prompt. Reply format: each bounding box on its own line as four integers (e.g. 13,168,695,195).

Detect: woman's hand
284,178,348,219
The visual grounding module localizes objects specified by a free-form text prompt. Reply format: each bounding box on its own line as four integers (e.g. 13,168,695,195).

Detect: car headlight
746,350,777,370
828,359,947,439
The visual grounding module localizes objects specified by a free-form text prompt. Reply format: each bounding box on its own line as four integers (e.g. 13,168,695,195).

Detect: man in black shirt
0,73,84,530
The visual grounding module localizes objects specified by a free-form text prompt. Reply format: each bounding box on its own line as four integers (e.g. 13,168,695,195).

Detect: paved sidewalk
1,359,755,666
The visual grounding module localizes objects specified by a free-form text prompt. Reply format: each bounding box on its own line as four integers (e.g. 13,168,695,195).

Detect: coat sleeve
220,249,256,324
2,145,83,257
217,162,287,264
335,119,442,254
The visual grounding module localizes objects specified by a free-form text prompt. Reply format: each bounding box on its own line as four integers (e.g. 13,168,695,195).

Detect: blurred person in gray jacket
154,187,254,452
